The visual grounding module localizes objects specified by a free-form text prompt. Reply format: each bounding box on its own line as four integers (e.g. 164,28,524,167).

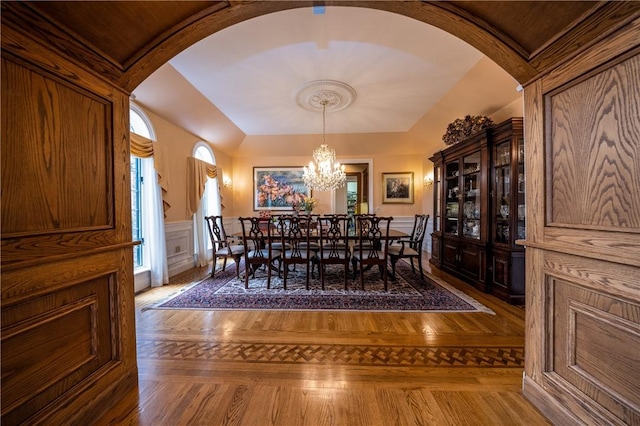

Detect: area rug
153,259,494,313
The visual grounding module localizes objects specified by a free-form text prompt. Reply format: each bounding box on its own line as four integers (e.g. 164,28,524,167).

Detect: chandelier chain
322,100,326,145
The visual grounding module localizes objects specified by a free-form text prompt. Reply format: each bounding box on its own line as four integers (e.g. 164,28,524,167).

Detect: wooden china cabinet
430,117,525,303
430,130,490,292
489,118,525,304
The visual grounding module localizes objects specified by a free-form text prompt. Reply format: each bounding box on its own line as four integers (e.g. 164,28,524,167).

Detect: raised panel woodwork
492,250,525,305
1,17,136,424
547,54,640,231
459,244,481,281
430,235,441,264
493,253,509,291
549,276,640,423
442,239,458,270
1,56,114,237
1,274,118,425
524,20,640,425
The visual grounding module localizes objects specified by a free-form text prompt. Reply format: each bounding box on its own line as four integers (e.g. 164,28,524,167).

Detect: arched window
193,142,221,251
130,105,155,269
193,142,221,218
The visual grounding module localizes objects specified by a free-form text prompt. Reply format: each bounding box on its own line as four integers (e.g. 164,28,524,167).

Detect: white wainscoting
424,217,433,254
133,268,150,293
224,216,241,242
165,220,196,278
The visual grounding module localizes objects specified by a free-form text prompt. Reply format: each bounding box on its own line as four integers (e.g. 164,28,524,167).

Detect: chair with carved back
388,214,429,280
277,215,316,290
314,215,352,290
204,215,244,279
351,215,393,291
300,213,321,252
238,216,282,289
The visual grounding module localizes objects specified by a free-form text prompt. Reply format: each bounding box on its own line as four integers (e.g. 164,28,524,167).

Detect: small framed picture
382,172,414,204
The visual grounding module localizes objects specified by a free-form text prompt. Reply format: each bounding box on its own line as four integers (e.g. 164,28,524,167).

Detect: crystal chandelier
303,100,346,191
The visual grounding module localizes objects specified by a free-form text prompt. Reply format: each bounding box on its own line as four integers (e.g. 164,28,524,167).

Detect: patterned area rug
154,260,494,313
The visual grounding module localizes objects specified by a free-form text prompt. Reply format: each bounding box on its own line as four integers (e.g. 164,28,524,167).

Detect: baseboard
169,255,197,278
30,365,138,425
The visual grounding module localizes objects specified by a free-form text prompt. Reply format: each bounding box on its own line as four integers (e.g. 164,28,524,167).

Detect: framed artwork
382,172,414,204
253,167,311,211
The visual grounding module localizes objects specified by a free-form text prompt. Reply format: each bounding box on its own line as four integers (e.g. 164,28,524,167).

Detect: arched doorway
5,2,636,423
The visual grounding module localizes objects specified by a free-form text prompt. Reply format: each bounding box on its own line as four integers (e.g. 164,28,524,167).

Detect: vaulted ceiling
6,1,638,153
22,1,629,83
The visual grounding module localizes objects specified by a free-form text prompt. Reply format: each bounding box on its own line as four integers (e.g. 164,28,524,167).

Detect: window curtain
187,157,218,268
131,133,169,287
131,133,171,216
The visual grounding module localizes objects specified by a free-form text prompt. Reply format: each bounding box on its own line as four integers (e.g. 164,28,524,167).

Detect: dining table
231,220,409,284
231,226,408,242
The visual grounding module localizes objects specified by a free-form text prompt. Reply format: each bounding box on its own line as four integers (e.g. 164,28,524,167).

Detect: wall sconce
423,173,434,189
223,175,232,188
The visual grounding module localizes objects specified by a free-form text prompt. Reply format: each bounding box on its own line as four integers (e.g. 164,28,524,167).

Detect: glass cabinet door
462,152,481,239
494,142,511,244
516,137,525,240
444,161,460,236
434,165,441,232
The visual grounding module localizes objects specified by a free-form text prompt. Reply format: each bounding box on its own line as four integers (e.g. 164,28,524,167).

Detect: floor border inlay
137,339,524,367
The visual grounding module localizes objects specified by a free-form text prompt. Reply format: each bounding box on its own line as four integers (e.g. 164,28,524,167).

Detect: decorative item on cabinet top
442,115,494,146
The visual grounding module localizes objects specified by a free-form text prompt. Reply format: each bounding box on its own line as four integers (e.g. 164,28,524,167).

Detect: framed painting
253,167,311,211
382,172,414,204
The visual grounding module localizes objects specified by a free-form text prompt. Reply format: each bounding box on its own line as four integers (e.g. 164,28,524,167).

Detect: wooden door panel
524,29,640,425
459,245,480,279
430,235,441,263
1,31,137,424
1,271,117,425
442,239,458,269
550,274,640,423
547,55,640,231
492,252,509,295
1,57,113,237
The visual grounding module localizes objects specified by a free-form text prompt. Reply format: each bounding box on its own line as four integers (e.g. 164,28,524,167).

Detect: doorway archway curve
123,1,532,91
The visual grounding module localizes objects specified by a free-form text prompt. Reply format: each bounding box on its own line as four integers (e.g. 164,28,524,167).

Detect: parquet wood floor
97,255,550,425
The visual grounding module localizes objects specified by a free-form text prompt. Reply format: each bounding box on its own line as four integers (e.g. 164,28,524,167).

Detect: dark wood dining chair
238,216,282,289
277,215,316,290
204,215,244,279
388,214,429,280
351,215,393,291
315,215,352,290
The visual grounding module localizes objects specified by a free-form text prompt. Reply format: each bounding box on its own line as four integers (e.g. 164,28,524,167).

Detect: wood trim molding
0,242,138,273
523,375,583,426
542,17,640,92
119,0,536,90
544,229,640,267
529,2,640,74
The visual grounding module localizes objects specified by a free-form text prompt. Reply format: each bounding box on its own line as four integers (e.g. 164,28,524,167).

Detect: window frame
130,104,156,271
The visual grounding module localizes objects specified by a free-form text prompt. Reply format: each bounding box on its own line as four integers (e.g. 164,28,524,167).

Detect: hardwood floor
97,255,550,425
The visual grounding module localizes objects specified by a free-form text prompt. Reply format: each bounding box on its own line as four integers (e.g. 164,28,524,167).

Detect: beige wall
140,107,235,222
231,153,428,219
137,56,522,224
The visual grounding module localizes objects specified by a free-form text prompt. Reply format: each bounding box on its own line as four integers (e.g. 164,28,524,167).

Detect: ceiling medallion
295,80,357,113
